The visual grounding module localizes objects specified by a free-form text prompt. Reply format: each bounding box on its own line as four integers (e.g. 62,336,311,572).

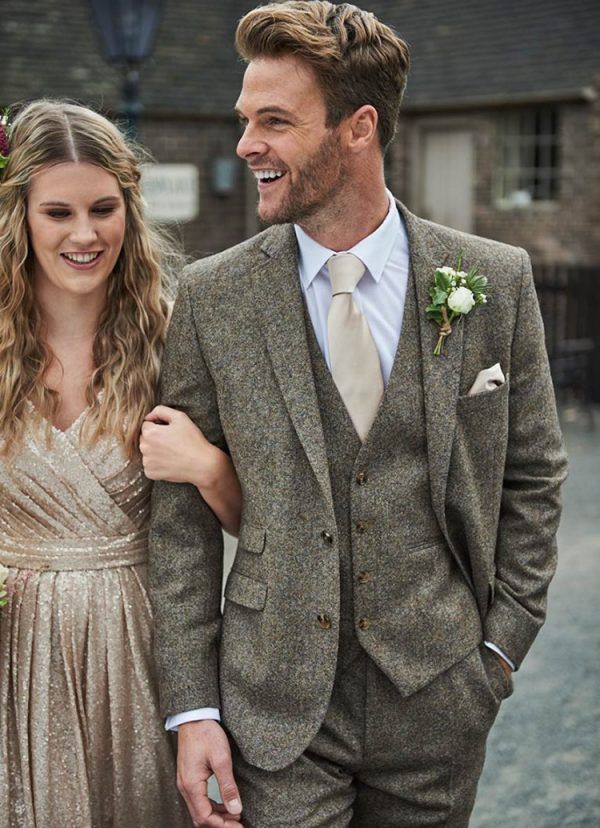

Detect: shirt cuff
165,708,221,731
484,641,515,671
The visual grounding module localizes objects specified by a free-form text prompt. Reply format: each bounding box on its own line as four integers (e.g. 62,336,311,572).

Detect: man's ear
346,105,379,152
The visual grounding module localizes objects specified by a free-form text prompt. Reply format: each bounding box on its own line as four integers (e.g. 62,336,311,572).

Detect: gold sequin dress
0,412,191,827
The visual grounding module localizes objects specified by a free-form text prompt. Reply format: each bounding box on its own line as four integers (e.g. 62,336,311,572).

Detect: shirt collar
294,190,401,290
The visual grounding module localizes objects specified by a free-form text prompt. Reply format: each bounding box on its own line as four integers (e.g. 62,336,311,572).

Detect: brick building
2,0,599,265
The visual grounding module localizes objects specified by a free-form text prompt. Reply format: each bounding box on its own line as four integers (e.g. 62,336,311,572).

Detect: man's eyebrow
234,106,295,118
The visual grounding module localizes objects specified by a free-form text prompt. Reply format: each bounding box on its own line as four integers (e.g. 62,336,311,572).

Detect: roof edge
402,86,596,114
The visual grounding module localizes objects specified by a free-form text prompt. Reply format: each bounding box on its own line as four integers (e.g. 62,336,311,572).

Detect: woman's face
26,161,126,303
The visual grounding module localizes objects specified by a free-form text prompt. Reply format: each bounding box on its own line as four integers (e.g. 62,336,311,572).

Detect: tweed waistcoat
304,303,363,670
305,267,482,691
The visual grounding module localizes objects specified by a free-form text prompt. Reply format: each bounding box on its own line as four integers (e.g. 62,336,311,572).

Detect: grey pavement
471,407,600,827
218,408,600,826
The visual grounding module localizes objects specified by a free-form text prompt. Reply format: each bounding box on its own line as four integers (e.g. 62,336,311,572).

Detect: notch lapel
399,204,464,540
249,225,334,513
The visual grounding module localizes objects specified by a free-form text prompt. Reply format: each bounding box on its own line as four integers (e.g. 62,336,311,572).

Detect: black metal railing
533,265,600,405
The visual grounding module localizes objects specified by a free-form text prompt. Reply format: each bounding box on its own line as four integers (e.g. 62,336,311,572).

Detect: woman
0,100,241,827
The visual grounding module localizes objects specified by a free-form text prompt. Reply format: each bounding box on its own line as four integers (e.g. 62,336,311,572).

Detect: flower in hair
0,111,11,171
0,563,9,608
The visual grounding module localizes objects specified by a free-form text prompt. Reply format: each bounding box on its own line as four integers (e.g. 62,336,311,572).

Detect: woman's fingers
144,404,180,423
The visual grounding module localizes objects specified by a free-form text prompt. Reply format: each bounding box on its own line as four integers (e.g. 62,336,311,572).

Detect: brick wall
476,99,600,265
139,116,249,260
391,92,600,266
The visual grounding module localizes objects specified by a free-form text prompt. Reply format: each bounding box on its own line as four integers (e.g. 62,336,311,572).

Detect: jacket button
357,571,370,584
317,613,332,630
356,520,369,533
356,471,368,485
321,530,333,545
358,617,371,631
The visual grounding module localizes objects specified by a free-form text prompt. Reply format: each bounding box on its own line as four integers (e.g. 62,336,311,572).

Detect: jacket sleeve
483,250,568,668
148,272,225,716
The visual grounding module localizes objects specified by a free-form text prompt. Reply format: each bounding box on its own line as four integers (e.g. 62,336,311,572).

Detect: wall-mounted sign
141,163,199,222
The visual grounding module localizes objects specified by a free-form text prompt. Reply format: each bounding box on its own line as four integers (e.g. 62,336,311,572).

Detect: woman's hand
140,405,218,487
140,405,242,536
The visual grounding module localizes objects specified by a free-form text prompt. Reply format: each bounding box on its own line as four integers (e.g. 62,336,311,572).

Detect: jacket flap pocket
225,570,267,610
238,523,266,555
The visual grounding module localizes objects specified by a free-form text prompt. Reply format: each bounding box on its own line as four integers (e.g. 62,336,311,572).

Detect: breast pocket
456,376,510,422
454,378,510,492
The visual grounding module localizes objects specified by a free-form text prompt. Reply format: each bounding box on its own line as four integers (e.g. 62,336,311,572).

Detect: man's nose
236,124,267,160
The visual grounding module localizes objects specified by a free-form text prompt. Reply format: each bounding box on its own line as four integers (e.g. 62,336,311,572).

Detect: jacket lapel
398,203,464,539
249,225,334,513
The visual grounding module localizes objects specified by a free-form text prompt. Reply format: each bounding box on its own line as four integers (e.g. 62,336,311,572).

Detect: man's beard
258,130,347,226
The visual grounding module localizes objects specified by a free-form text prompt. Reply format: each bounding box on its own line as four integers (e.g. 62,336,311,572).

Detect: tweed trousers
231,644,511,827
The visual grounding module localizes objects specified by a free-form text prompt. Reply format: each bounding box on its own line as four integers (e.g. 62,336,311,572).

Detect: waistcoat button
321,530,333,545
357,571,370,584
356,471,368,485
317,613,332,630
356,520,369,533
358,617,371,631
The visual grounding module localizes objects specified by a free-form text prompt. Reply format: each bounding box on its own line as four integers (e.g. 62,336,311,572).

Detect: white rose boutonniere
0,563,9,608
426,255,488,355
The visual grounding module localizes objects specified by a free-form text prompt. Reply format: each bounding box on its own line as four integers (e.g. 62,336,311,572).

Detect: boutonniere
0,564,9,608
426,254,488,355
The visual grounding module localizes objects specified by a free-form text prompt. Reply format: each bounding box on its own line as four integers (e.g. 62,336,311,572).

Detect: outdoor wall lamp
210,156,239,197
88,0,164,137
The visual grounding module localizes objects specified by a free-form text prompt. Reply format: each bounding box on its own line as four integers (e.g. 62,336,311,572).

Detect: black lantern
88,0,165,136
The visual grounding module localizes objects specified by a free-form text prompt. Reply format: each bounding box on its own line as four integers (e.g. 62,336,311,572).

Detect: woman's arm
140,405,242,536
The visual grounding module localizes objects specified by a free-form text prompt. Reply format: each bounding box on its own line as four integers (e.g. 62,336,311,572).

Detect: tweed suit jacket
148,201,567,771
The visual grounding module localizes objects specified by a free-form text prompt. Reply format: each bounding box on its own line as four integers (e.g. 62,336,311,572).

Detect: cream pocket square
467,363,506,397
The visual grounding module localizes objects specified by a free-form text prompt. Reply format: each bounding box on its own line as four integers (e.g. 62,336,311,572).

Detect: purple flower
0,122,9,158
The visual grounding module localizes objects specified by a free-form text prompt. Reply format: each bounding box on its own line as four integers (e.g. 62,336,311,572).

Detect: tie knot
328,253,365,296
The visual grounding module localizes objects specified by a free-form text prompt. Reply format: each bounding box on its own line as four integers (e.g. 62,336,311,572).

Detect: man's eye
267,118,286,126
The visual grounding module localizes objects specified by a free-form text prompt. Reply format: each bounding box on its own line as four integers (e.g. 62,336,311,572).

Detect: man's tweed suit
149,202,567,775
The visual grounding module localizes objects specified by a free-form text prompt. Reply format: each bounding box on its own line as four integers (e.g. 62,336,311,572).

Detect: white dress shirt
166,192,512,732
296,189,409,387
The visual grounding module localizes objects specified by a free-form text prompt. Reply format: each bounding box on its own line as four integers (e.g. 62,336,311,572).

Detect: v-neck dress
0,413,191,827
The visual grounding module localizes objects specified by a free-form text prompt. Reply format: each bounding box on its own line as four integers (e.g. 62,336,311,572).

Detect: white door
420,130,474,233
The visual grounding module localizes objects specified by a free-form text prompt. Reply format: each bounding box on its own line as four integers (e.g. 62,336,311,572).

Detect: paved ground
471,408,600,827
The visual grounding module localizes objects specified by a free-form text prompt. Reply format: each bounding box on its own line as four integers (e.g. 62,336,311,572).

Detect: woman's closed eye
45,206,117,220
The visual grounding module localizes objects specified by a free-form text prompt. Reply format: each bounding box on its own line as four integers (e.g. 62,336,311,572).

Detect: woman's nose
69,217,98,246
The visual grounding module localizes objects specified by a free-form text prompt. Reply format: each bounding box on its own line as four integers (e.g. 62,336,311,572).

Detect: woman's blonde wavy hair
0,99,183,458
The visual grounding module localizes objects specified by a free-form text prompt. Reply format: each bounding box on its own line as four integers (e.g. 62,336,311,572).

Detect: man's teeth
254,170,284,181
63,252,101,264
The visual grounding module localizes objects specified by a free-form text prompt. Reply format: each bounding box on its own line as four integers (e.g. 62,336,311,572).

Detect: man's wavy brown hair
0,99,180,457
235,1,410,151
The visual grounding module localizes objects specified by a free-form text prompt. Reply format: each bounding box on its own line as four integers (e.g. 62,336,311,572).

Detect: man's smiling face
235,54,348,226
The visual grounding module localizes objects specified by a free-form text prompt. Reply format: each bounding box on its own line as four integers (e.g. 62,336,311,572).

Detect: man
149,3,567,826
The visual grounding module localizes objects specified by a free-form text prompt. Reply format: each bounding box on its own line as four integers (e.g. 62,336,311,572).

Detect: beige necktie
327,253,384,441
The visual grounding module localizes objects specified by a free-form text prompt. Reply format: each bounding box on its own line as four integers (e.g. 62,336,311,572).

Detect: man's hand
177,720,243,827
